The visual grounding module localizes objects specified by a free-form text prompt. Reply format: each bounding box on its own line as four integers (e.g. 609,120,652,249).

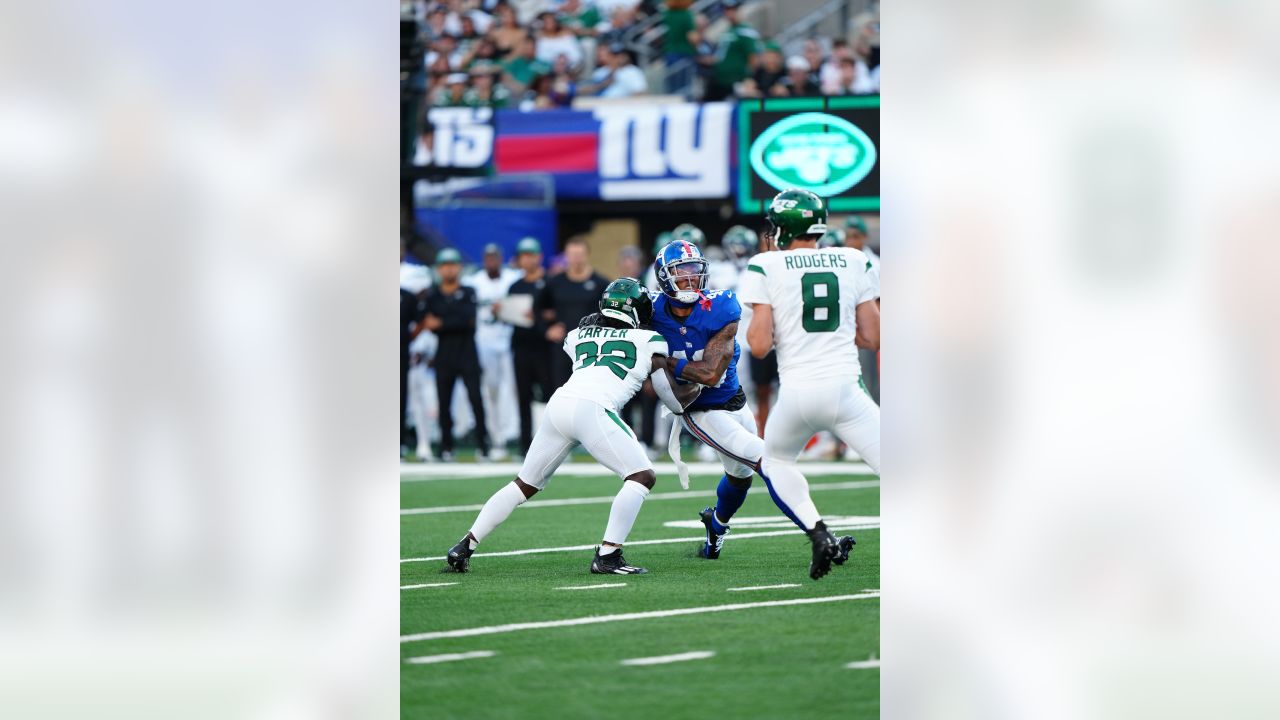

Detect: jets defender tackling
445,278,699,575
650,239,854,572
738,189,881,580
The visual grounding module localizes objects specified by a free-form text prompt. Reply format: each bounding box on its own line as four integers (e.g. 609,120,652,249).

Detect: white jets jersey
738,247,879,386
556,325,669,412
463,267,521,349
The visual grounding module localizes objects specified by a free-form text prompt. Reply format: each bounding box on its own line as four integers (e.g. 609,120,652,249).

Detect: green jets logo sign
737,97,879,213
749,112,877,196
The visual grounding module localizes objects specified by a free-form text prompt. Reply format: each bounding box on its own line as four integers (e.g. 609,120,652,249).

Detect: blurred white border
0,4,397,717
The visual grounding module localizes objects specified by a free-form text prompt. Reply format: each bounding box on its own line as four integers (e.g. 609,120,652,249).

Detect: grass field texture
401,465,879,720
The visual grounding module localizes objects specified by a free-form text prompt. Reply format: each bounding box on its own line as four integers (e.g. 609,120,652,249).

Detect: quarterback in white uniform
445,278,699,575
738,189,882,580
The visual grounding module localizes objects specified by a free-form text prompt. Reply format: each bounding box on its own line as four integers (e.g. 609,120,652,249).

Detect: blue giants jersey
650,290,742,409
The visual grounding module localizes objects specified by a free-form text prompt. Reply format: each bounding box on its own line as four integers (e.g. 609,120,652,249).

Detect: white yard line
400,582,459,590
555,582,628,591
401,592,879,643
726,583,801,592
620,650,715,666
401,480,880,516
845,658,880,669
401,522,880,564
401,461,873,481
404,650,496,665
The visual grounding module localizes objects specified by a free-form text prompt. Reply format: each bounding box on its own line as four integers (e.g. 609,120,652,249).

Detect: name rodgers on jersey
781,253,848,270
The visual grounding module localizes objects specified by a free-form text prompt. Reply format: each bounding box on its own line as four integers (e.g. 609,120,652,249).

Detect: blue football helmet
653,239,709,305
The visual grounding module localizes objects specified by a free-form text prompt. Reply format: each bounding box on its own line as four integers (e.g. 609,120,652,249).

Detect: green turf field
401,466,880,720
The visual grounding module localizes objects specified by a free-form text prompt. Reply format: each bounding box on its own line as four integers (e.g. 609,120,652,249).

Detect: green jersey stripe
604,409,635,438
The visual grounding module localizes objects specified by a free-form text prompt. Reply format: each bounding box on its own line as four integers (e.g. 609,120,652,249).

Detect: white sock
598,544,621,556
602,480,650,546
760,458,823,530
468,482,528,543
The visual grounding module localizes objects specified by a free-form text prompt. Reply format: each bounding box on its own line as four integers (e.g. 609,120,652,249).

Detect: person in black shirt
539,236,609,393
422,248,490,461
779,55,821,97
401,287,420,456
497,237,551,455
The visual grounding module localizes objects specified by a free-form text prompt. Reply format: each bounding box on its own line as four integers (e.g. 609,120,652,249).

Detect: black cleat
807,521,840,580
590,547,648,575
444,539,473,573
696,507,729,559
832,535,856,566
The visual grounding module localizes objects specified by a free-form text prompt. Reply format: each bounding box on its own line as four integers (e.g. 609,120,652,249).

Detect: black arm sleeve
539,277,559,325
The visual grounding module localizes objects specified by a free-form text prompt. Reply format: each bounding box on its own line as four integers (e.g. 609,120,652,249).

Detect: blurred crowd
399,219,879,462
401,0,880,156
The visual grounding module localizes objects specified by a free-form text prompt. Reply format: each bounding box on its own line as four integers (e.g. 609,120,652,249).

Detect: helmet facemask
661,258,708,305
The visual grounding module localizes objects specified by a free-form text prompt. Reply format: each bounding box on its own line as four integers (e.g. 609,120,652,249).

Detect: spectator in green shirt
706,0,762,101
502,33,551,91
662,0,697,95
557,0,602,38
432,73,470,107
464,62,512,108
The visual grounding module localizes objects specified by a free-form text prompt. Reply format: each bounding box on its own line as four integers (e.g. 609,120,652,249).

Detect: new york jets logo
750,112,877,196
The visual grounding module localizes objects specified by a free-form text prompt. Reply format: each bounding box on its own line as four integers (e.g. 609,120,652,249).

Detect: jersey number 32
574,340,637,380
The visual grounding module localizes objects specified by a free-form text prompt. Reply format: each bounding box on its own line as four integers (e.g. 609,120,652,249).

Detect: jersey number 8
574,340,637,380
801,272,841,333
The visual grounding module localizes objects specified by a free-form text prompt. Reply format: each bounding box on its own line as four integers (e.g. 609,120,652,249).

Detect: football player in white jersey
463,243,523,459
445,278,700,575
738,189,881,580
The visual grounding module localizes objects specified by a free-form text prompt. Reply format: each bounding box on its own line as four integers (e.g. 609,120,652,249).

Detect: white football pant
519,394,653,488
680,405,762,478
477,342,518,445
760,381,881,529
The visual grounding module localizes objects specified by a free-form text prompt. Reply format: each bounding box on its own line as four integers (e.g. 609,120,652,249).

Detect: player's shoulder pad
745,254,772,276
705,289,741,322
841,246,873,272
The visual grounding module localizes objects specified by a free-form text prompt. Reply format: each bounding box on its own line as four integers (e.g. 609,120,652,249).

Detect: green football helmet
671,223,706,248
818,227,846,249
722,225,758,258
765,189,828,248
598,277,653,329
651,231,674,255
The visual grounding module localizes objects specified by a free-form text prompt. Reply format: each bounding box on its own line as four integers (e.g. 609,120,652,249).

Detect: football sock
602,480,650,547
712,474,751,532
468,481,528,543
598,544,621,556
759,459,822,531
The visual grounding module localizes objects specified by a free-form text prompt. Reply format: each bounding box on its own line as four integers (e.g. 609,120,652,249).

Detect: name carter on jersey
577,326,633,340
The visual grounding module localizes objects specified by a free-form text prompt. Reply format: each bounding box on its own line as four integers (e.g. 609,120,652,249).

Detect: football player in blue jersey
649,239,855,567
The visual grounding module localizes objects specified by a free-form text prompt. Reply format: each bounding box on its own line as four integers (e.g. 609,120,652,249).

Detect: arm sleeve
561,328,578,360
650,362,687,414
539,278,558,324
737,260,769,305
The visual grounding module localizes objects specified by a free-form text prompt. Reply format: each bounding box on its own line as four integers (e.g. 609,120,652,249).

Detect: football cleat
443,538,473,573
806,521,840,581
590,547,648,575
832,535,856,566
696,507,728,560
